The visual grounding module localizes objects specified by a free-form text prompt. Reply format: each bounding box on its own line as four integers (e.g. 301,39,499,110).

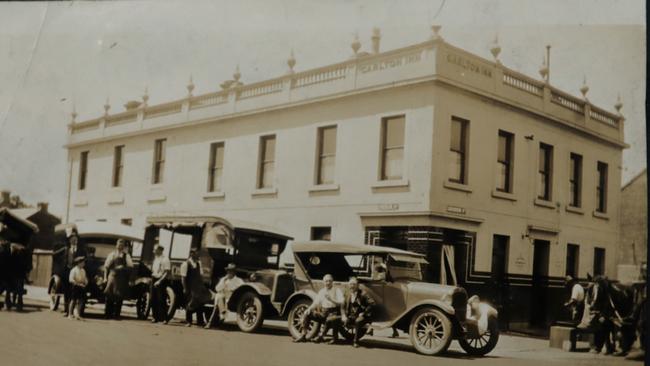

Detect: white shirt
571,283,585,302
69,266,88,287
313,287,343,309
152,255,171,278
215,275,244,297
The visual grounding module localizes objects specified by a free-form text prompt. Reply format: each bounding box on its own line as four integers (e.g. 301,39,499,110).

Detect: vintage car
48,221,151,319
142,215,293,330
284,242,499,356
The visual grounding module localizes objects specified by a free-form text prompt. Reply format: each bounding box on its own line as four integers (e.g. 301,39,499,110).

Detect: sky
0,0,646,216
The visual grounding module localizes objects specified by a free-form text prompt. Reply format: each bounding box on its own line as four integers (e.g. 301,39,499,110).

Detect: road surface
0,302,640,366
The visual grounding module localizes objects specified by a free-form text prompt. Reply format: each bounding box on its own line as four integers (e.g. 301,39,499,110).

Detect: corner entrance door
530,239,550,327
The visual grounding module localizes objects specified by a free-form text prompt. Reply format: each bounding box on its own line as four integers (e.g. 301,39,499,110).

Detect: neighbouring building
618,168,647,283
11,202,62,287
64,27,627,334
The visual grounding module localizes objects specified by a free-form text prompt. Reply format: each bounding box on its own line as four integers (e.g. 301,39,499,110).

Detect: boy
68,256,88,320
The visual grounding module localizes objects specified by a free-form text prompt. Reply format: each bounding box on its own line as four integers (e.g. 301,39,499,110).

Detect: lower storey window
310,227,331,241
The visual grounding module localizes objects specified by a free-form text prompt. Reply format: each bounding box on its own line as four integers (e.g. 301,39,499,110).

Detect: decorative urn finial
71,104,77,123
490,34,501,63
103,97,111,115
614,94,623,114
187,75,195,96
142,86,149,105
430,25,442,41
371,27,381,54
287,49,296,74
580,75,589,99
538,55,548,82
233,65,241,82
351,32,361,56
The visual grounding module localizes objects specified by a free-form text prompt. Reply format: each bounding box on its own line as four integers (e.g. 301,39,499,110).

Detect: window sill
309,184,340,193
534,198,555,209
592,210,609,220
252,188,278,197
371,179,409,189
565,205,584,215
491,189,516,201
203,191,225,200
443,180,472,193
147,189,167,203
73,196,88,207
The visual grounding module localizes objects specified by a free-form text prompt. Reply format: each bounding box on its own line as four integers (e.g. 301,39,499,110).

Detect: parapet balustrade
69,35,622,139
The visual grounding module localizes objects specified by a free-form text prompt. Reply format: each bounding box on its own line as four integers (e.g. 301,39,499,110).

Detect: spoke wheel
236,292,264,333
48,276,61,311
136,288,151,320
458,317,500,356
409,308,452,356
162,286,177,321
287,299,319,340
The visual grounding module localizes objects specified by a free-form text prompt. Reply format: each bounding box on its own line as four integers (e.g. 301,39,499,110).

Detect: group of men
294,274,375,348
149,245,243,328
0,238,31,311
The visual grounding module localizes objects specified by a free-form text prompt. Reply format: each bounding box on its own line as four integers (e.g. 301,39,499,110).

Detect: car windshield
387,257,424,281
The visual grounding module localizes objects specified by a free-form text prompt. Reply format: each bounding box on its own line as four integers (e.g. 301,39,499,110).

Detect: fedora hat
225,263,237,272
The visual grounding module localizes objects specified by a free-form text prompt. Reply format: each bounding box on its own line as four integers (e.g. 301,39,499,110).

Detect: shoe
312,336,324,344
353,342,359,348
185,323,192,327
204,324,211,329
391,330,399,338
151,319,158,323
163,320,169,325
327,339,338,345
589,348,600,354
293,335,307,343
613,350,628,357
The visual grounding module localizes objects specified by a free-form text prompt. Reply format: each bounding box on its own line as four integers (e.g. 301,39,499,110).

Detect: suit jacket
342,289,375,318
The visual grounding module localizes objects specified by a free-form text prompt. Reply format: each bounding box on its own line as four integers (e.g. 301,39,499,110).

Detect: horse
585,275,638,356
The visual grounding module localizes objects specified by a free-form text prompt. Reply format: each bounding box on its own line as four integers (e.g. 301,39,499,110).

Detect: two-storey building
64,27,626,333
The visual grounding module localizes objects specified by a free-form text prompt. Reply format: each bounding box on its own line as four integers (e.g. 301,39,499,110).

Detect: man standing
294,274,343,344
205,263,243,328
150,245,171,323
0,238,11,310
103,239,133,319
341,277,375,348
62,231,85,317
180,248,211,327
563,275,585,325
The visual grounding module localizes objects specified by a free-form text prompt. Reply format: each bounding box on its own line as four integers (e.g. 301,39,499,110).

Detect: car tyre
458,316,499,356
287,298,319,340
409,307,452,356
136,288,151,320
48,276,61,311
162,286,177,321
236,292,264,333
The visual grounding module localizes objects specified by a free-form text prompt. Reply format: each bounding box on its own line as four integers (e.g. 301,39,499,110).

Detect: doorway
530,239,550,327
491,235,510,330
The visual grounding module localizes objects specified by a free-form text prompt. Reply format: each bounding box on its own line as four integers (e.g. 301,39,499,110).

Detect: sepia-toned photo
0,1,646,365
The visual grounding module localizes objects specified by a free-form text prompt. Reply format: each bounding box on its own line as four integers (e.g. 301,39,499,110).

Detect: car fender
388,299,456,328
134,277,152,287
226,283,273,311
280,289,318,316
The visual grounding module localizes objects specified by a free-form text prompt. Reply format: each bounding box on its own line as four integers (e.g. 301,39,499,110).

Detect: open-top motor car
284,242,499,356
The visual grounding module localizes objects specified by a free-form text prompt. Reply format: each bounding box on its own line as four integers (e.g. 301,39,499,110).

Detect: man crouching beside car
342,277,374,348
294,274,343,344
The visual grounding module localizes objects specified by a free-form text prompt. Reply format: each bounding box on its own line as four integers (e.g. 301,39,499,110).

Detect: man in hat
180,248,211,327
205,263,244,328
341,277,375,348
150,244,171,323
563,275,585,325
